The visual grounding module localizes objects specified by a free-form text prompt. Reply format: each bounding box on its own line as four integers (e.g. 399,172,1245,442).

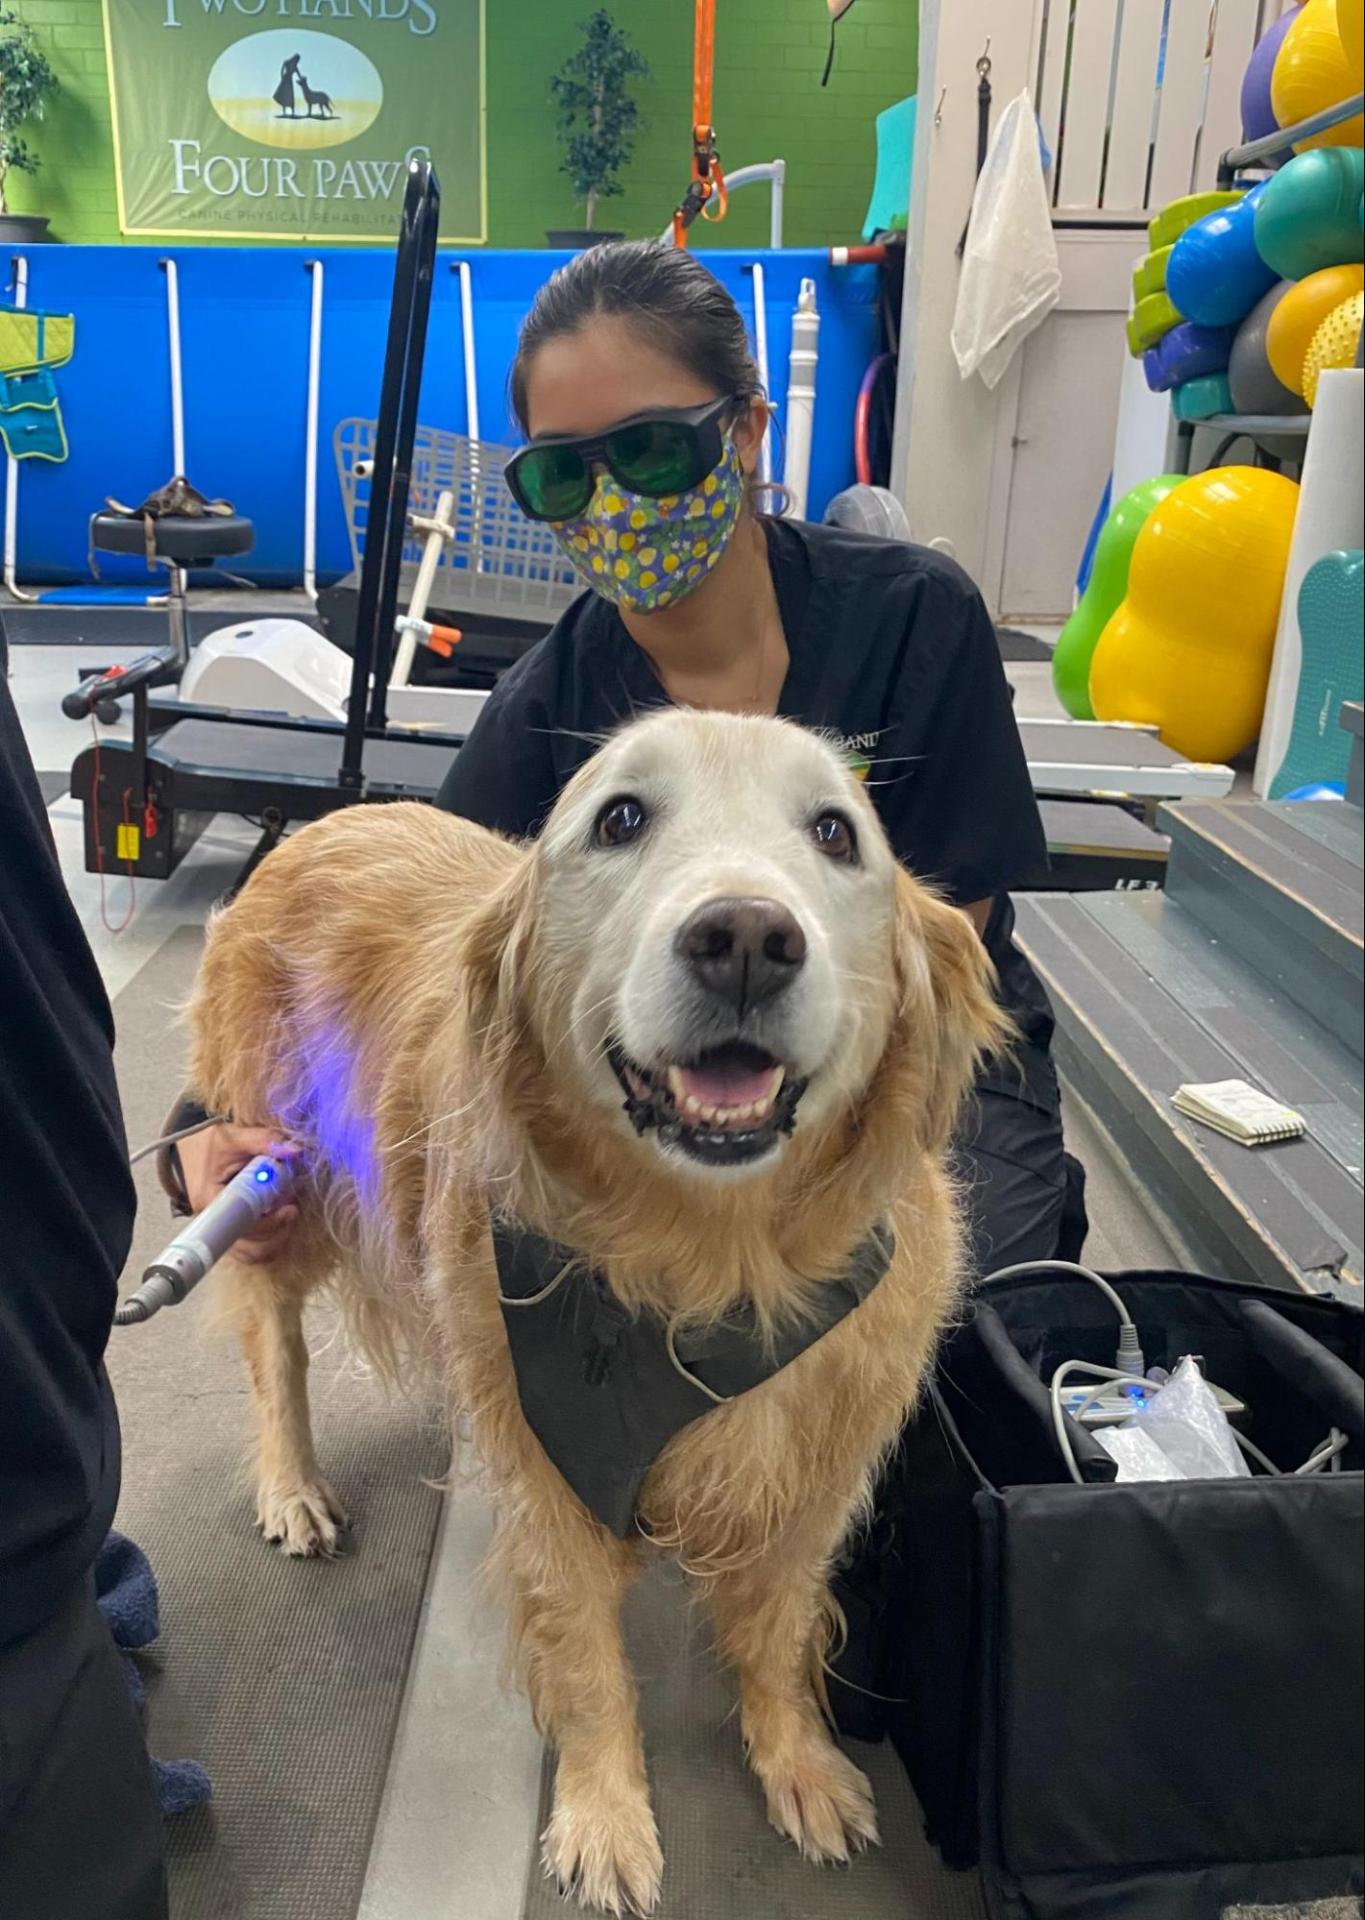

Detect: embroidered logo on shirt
833,729,883,782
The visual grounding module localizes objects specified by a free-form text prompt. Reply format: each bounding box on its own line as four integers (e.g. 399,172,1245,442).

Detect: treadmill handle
63,652,174,720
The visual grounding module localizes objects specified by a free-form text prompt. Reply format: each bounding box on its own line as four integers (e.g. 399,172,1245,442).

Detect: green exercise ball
1254,147,1365,279
1054,475,1184,720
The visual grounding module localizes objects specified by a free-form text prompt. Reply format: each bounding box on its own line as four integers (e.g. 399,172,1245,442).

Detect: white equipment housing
179,616,490,735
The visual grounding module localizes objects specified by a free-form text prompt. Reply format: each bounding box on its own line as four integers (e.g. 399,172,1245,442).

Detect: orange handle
425,624,462,657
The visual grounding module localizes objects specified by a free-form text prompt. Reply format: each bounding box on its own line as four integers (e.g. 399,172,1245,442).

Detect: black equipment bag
831,1269,1364,1919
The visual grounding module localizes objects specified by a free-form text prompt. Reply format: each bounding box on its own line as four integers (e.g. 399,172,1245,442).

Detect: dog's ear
889,866,1015,1155
456,845,540,1091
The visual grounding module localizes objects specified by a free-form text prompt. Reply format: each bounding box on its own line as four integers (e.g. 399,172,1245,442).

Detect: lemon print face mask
548,437,746,615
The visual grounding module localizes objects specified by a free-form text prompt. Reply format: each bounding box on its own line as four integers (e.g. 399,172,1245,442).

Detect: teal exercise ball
1255,148,1365,279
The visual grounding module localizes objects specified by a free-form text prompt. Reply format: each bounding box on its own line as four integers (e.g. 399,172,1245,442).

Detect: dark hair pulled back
509,240,763,434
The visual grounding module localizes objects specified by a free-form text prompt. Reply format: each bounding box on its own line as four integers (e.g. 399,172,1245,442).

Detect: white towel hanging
951,89,1061,390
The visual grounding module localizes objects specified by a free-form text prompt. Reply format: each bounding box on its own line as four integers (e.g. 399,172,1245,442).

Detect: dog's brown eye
595,796,649,848
810,811,858,863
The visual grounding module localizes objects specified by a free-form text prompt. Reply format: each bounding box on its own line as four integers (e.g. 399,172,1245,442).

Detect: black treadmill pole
340,159,442,790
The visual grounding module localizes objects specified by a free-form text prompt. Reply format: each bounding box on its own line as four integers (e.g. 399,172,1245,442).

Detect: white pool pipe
303,260,324,604
454,259,483,574
783,278,820,521
456,260,480,443
4,254,37,603
161,259,186,476
391,487,456,689
749,261,773,491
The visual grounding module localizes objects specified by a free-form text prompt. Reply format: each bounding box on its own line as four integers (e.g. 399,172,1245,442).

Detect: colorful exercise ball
1339,0,1363,71
1229,281,1303,412
1266,260,1365,391
1254,147,1365,278
1089,467,1301,764
1053,475,1183,720
1242,3,1303,142
1303,289,1364,401
1271,0,1365,150
1166,184,1277,327
1283,780,1347,798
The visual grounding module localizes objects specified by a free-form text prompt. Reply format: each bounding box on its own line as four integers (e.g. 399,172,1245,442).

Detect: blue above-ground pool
2,246,880,591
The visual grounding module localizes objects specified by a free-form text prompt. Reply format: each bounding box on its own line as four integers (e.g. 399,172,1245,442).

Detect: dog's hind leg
491,1491,662,1916
703,1509,879,1864
233,1255,349,1557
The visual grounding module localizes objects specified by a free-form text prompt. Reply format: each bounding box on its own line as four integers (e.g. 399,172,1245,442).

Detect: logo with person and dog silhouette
207,29,382,149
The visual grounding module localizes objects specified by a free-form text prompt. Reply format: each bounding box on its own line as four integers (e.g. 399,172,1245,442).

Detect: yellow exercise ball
1266,261,1365,392
1303,289,1364,402
1272,0,1365,149
1089,467,1300,764
1338,0,1363,72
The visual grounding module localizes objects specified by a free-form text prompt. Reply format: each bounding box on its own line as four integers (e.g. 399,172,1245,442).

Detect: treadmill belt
154,720,455,797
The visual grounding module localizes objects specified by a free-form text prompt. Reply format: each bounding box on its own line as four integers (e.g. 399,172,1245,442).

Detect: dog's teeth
699,1103,719,1122
667,1067,688,1101
683,1095,704,1118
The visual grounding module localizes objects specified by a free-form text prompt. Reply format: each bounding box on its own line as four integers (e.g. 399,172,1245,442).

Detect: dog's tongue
672,1059,784,1112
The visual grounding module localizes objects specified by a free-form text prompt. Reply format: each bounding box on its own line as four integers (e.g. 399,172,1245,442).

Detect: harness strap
956,51,994,259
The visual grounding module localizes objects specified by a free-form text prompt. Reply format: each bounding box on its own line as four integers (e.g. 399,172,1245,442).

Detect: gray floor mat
522,1567,986,1920
107,927,445,1920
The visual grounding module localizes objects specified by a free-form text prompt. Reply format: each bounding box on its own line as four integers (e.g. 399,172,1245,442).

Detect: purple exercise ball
1241,4,1302,145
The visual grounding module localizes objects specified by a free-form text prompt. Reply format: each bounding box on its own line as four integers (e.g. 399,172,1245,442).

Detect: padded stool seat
92,511,255,566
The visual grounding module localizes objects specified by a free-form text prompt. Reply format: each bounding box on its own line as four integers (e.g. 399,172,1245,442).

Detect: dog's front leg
493,1494,661,1916
704,1506,879,1864
236,1264,348,1557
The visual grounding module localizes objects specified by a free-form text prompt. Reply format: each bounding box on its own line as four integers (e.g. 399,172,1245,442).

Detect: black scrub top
437,518,1056,1108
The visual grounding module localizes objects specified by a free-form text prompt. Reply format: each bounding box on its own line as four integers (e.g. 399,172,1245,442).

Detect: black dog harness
492,1218,895,1538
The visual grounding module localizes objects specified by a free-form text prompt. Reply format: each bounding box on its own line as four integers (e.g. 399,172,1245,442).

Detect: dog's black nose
676,896,807,1011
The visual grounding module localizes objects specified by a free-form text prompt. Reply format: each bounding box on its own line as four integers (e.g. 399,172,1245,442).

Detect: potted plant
0,6,58,244
546,9,649,249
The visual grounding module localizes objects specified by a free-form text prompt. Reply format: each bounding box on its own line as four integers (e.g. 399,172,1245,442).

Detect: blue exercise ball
1167,182,1278,327
1282,780,1346,799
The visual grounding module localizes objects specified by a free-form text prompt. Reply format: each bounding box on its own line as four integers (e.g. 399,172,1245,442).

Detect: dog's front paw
753,1728,880,1863
256,1477,349,1557
541,1772,663,1916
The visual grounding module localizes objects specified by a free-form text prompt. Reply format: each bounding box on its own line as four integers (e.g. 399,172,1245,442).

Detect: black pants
0,1578,167,1920
831,1083,1087,1738
955,1085,1089,1277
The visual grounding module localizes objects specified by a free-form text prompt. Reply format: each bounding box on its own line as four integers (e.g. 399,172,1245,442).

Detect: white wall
889,0,1044,598
892,0,1267,620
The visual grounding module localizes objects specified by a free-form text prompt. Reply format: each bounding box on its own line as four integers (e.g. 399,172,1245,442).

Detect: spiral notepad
1172,1079,1306,1146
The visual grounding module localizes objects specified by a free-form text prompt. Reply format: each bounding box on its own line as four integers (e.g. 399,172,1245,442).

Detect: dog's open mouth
607,1039,808,1166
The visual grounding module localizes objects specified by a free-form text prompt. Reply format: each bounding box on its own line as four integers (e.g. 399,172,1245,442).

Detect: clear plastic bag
1094,1356,1251,1481
950,90,1062,390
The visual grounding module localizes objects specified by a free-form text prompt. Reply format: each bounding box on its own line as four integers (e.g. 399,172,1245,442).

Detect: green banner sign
101,0,485,241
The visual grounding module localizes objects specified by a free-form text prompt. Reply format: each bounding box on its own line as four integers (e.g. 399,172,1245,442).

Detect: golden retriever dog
186,708,1007,1915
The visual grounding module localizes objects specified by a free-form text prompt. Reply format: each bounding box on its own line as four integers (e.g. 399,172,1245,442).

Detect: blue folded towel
94,1530,212,1817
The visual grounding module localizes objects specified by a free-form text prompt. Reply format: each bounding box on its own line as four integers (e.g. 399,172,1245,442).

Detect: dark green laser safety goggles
505,395,742,522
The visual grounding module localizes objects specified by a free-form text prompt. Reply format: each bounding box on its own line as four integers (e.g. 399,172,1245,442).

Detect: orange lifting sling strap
672,0,728,247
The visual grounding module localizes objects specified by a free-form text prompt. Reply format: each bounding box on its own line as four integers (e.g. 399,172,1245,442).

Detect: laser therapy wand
114,1155,297,1326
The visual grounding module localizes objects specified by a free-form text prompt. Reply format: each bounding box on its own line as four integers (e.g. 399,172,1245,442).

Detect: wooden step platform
1159,799,1364,1060
1016,796,1364,1304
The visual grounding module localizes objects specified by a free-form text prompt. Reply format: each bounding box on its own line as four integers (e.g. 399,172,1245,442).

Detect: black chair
90,510,255,667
